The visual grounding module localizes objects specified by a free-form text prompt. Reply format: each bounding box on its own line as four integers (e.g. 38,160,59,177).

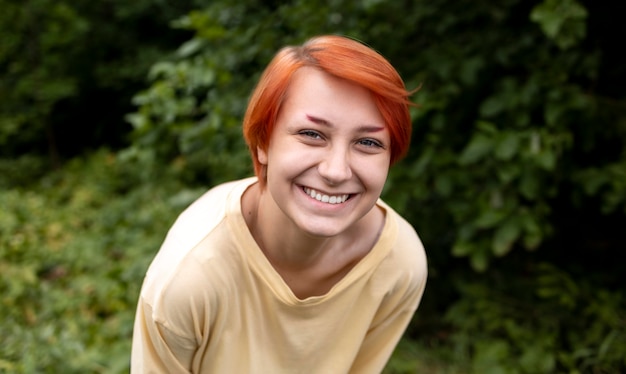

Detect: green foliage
0,0,206,159
2,0,624,371
573,160,626,214
2,152,623,372
378,0,623,272
0,0,87,156
125,0,394,185
0,152,434,372
127,0,626,272
0,150,200,373
530,0,588,50
0,154,50,189
444,263,626,373
122,10,626,370
384,338,467,374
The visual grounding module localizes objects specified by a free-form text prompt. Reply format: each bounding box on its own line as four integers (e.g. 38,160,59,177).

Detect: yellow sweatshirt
131,178,427,373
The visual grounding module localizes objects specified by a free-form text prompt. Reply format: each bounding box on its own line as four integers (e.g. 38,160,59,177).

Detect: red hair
243,35,416,185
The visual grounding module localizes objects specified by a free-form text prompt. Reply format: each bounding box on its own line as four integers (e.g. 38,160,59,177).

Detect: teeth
303,187,349,204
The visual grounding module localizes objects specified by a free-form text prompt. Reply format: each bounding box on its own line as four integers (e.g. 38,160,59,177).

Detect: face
257,67,391,238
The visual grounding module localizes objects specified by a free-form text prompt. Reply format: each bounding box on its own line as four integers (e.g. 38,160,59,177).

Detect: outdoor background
1,0,625,373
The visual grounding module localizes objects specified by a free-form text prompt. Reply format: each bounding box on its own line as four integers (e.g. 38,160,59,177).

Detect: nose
318,146,352,185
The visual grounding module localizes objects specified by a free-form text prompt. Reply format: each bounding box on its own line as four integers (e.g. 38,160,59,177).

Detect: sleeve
350,277,426,373
131,297,198,373
350,218,428,374
130,255,213,374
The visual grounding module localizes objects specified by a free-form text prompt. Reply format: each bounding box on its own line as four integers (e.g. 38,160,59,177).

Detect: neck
241,181,385,298
243,183,353,269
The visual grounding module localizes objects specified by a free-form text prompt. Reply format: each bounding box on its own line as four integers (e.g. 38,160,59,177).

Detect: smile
303,187,350,204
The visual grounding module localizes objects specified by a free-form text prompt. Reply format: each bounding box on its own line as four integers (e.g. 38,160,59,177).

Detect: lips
302,187,350,204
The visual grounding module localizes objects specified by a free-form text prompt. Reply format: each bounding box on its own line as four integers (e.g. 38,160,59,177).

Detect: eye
357,138,384,148
298,130,323,140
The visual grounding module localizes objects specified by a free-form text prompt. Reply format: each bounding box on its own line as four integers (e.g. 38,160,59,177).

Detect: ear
257,146,268,165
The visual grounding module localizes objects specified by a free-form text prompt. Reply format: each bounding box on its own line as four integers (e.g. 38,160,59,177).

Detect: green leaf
177,38,205,58
496,163,521,184
459,134,493,165
492,218,521,256
452,240,473,257
519,171,540,200
530,0,588,50
520,213,543,250
475,209,507,229
470,248,489,272
434,174,453,197
494,132,520,160
536,151,557,171
480,95,505,118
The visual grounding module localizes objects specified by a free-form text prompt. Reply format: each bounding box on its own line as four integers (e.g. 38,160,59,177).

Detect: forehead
278,67,386,128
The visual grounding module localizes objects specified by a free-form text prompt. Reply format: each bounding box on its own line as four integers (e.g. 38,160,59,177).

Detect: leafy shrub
3,0,624,372
124,1,378,186
444,263,626,373
0,151,435,373
0,150,202,373
126,0,626,271
123,3,626,370
0,0,208,159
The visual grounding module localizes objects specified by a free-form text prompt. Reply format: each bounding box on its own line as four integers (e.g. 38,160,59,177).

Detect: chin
296,218,352,239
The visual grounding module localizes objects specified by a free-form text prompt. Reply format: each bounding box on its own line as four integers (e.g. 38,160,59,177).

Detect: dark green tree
0,0,206,165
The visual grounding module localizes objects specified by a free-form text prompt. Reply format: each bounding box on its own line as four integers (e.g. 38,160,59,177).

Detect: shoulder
173,177,253,233
378,199,428,286
140,178,255,312
379,200,426,259
140,215,241,337
148,178,254,272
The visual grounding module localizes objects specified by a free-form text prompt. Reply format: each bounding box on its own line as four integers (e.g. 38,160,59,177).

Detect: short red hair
243,35,415,185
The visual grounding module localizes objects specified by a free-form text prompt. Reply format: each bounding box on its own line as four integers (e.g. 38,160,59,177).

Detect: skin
242,67,391,299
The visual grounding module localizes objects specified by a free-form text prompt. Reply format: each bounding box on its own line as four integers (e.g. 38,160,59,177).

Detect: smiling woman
131,35,427,374
254,67,390,243
243,35,415,184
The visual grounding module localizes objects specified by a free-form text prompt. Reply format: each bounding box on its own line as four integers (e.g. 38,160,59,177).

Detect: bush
0,150,202,372
0,0,206,160
3,0,624,371
123,2,626,370
444,263,626,373
126,0,626,269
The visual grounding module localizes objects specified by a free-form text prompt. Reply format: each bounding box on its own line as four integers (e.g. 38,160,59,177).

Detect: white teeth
304,187,349,204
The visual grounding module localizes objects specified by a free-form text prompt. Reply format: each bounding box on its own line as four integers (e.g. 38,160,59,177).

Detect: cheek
355,158,390,187
268,141,317,167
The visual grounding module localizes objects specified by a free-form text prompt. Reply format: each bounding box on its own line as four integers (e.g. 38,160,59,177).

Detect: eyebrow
305,114,385,133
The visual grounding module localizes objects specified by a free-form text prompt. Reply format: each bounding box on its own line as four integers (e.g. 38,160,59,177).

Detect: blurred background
1,0,625,372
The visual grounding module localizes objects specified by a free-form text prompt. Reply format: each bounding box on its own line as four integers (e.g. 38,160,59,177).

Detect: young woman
131,35,427,373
